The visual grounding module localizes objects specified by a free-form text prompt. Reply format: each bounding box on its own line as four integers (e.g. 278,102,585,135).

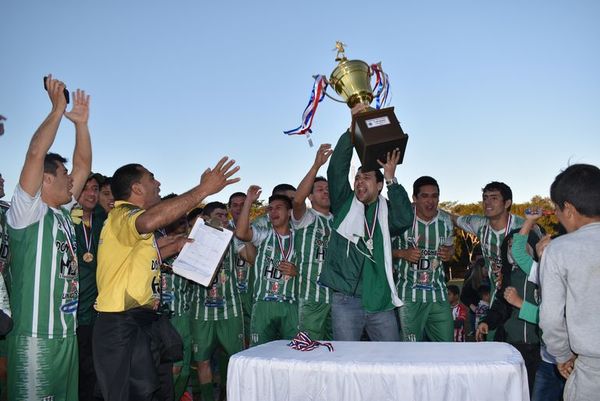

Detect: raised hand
246,185,262,203
377,148,401,180
314,143,333,168
535,234,552,258
199,157,241,196
45,74,68,112
64,89,90,125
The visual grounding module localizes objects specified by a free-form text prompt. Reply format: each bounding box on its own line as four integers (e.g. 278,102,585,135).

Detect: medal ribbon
82,213,93,253
53,210,77,261
288,331,334,352
363,200,379,248
284,75,328,146
371,63,391,110
275,231,294,262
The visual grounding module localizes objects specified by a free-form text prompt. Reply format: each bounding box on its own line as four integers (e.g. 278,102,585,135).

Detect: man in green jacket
318,104,413,341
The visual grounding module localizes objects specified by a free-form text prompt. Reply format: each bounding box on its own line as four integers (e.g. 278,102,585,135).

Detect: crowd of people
0,75,599,401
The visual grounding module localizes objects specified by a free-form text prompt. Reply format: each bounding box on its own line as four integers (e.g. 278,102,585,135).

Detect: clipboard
172,218,233,286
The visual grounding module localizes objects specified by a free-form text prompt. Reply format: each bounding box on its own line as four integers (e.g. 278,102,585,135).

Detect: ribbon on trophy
371,63,390,110
288,331,334,352
283,75,328,147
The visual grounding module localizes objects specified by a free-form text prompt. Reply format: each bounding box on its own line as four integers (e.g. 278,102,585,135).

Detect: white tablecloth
228,340,529,401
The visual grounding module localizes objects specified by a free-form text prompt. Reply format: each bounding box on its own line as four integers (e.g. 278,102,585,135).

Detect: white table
228,340,529,401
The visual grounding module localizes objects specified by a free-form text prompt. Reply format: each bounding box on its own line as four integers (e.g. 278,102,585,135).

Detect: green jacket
318,130,413,302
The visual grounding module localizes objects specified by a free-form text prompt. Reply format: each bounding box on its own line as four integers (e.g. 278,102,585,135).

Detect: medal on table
81,214,94,263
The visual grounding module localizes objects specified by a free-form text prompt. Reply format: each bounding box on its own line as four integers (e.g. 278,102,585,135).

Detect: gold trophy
329,42,408,170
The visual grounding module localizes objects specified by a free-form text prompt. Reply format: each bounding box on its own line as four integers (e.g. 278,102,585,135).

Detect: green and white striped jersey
394,209,454,303
191,239,242,321
251,224,296,303
7,186,78,338
0,201,10,284
292,208,332,303
456,214,524,295
162,256,193,317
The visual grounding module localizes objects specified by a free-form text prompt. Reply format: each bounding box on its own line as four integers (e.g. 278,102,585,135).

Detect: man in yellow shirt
94,158,239,401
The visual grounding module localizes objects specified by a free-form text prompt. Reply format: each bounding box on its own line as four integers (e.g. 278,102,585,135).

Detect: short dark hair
311,176,327,193
111,164,145,201
413,176,439,197
268,194,292,209
272,183,296,196
187,207,204,223
357,166,384,183
100,176,112,189
203,201,227,217
162,193,177,201
447,284,460,297
550,164,600,217
228,192,246,207
44,153,68,176
482,181,512,202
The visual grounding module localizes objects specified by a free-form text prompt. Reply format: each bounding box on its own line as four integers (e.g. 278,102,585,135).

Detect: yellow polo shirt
96,201,161,312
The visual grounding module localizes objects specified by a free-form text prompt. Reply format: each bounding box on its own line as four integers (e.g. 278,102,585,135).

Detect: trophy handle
324,90,348,104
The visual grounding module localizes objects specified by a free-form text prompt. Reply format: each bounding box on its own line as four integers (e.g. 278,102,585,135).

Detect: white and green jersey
0,200,10,285
229,220,252,294
456,213,524,294
162,257,193,317
7,185,78,338
191,238,242,321
394,209,454,303
252,224,297,303
292,208,332,303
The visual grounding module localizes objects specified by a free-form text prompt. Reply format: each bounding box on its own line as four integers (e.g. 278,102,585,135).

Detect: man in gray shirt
539,163,600,401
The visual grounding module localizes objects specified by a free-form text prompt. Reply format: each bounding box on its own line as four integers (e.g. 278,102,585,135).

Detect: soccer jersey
292,208,332,303
252,224,296,303
162,259,192,317
451,302,468,342
191,237,243,321
96,201,160,312
456,214,524,293
7,185,79,338
394,209,454,303
0,200,10,283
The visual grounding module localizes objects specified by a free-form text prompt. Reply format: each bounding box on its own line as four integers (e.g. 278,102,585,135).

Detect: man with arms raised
7,75,91,400
394,176,455,342
235,186,299,346
94,158,239,401
292,144,334,340
539,164,600,401
318,104,413,341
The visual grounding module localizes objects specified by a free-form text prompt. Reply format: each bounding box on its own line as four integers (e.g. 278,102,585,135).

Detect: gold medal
83,252,94,263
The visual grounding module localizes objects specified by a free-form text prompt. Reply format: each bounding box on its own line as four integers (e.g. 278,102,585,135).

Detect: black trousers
93,309,162,401
77,324,102,401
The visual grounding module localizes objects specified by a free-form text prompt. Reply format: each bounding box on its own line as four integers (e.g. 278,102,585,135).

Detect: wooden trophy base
351,107,409,171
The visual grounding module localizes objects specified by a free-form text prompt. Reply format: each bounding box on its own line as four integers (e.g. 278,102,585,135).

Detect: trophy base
351,107,408,171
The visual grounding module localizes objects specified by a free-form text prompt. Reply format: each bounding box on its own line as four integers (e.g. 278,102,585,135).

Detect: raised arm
64,89,92,200
379,148,413,235
19,75,67,196
293,143,332,220
235,185,261,242
136,157,240,234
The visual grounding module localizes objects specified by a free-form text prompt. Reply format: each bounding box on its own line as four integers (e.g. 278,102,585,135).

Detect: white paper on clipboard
172,219,233,286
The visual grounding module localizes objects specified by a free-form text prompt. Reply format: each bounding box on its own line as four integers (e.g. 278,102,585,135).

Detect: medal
363,200,379,254
83,252,94,263
81,213,94,263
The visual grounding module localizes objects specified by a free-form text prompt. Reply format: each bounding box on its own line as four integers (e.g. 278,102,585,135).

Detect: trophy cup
329,42,408,171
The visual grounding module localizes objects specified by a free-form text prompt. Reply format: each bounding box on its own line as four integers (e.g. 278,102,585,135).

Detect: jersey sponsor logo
151,259,160,271
151,275,161,296
161,291,175,304
263,258,283,280
314,238,328,262
59,255,78,279
60,299,78,314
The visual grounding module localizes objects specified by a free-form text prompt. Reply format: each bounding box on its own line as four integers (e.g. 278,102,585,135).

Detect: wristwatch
385,177,398,186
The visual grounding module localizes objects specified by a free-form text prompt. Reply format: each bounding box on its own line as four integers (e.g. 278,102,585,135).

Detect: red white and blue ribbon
371,64,390,110
284,75,328,146
288,331,334,352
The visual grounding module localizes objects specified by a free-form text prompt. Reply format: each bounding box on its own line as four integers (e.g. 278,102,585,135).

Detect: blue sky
1,1,599,204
